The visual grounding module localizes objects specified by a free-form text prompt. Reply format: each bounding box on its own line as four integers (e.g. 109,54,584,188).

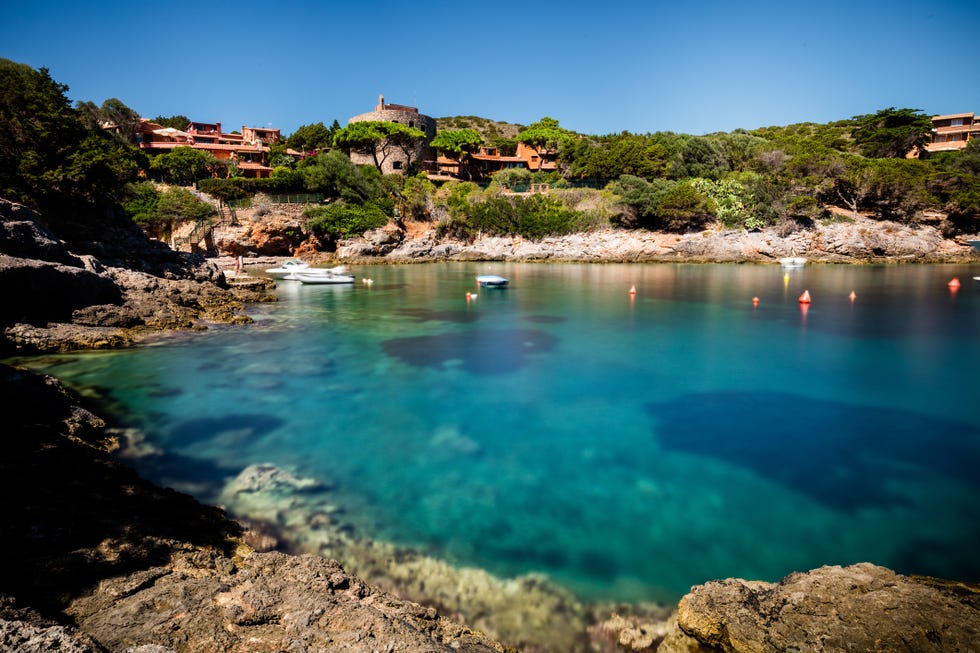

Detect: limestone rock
659,563,980,653
68,551,506,653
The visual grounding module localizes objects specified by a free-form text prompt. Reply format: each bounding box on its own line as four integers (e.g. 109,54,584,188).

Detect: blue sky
3,0,979,137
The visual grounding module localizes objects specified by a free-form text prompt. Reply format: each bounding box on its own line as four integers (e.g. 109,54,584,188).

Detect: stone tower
346,95,436,174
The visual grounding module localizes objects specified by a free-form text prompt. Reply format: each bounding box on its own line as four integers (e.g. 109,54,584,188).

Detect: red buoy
629,285,637,295
752,296,760,305
948,277,961,288
798,290,811,304
849,290,856,301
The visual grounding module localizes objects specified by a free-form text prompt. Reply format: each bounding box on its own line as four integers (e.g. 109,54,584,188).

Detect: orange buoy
629,285,637,295
849,290,856,301
798,290,811,304
752,296,760,305
948,277,961,288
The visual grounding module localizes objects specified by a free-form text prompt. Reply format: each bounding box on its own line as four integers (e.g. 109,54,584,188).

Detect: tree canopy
516,117,574,170
0,58,144,220
849,107,933,159
333,120,426,172
430,129,484,157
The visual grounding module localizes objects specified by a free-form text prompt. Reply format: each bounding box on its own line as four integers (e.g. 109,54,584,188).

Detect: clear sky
3,0,979,137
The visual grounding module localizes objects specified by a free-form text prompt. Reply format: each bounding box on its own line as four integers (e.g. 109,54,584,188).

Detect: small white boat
476,274,508,288
265,259,310,279
779,257,807,268
294,268,355,285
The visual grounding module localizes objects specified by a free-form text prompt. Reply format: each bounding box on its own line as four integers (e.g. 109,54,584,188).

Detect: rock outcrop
212,201,978,264
658,563,980,653
0,199,275,354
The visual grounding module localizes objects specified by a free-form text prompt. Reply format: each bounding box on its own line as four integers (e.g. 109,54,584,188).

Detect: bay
18,262,980,603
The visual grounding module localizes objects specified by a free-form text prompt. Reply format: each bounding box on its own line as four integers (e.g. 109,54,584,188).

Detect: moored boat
779,257,807,268
294,269,355,285
265,259,310,279
476,274,508,288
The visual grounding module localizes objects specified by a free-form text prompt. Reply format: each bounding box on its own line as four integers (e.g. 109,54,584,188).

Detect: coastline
4,197,980,652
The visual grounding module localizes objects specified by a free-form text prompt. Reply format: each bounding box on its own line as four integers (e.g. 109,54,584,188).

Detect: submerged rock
659,563,980,652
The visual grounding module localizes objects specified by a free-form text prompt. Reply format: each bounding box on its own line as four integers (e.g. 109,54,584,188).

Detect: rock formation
211,201,978,263
0,199,275,354
658,563,980,652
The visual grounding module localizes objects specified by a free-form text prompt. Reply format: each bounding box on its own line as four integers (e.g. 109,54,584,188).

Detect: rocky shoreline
3,196,980,652
212,203,980,266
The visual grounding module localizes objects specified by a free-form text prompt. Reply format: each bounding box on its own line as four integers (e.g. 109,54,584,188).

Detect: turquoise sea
17,262,980,603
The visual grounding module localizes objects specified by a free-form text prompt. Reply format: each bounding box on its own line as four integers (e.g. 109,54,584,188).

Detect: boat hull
294,271,355,285
476,275,508,287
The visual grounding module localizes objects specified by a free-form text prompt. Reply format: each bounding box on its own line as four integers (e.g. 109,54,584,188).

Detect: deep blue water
18,262,980,603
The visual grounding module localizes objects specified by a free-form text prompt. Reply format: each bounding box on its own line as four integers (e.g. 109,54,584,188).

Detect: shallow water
19,262,980,603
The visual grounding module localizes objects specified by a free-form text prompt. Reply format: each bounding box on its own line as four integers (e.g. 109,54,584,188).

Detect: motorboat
294,268,355,285
265,259,310,279
476,274,508,288
779,257,807,268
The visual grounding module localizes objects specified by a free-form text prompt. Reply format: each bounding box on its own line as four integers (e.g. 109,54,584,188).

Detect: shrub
304,202,389,246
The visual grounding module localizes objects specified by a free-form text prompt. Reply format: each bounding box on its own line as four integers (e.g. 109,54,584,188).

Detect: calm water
17,262,980,603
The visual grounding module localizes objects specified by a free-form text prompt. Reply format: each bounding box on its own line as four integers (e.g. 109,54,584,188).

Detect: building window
951,118,964,126
393,161,403,170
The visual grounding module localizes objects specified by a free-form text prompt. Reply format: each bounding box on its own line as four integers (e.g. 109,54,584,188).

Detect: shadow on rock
0,364,241,619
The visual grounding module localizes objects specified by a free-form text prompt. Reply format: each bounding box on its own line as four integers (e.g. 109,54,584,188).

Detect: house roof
933,112,975,121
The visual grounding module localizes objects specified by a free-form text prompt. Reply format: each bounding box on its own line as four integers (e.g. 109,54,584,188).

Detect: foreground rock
659,563,980,652
0,199,275,355
0,363,508,652
216,463,603,653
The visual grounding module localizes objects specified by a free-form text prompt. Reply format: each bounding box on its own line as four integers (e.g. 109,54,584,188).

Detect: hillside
436,115,525,141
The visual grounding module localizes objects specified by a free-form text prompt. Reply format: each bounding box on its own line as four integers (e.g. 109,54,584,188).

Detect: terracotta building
432,141,559,181
136,119,287,178
921,112,980,154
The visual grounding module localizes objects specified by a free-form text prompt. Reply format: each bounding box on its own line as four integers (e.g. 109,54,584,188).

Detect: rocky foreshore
339,217,979,264
4,196,980,652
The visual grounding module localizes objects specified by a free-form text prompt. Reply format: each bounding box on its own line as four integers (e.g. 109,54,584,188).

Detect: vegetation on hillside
3,57,978,248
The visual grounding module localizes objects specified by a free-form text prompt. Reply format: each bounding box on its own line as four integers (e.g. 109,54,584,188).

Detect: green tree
333,120,426,172
128,185,215,239
850,107,933,159
287,122,335,153
149,147,220,185
77,98,142,144
399,175,436,221
304,201,389,248
671,136,730,180
122,181,161,231
0,58,143,219
430,128,483,179
298,149,375,203
608,175,676,228
152,115,191,130
516,117,573,171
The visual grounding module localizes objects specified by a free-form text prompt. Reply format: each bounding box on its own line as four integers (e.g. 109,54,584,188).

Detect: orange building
922,112,980,154
136,119,289,178
432,142,559,181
